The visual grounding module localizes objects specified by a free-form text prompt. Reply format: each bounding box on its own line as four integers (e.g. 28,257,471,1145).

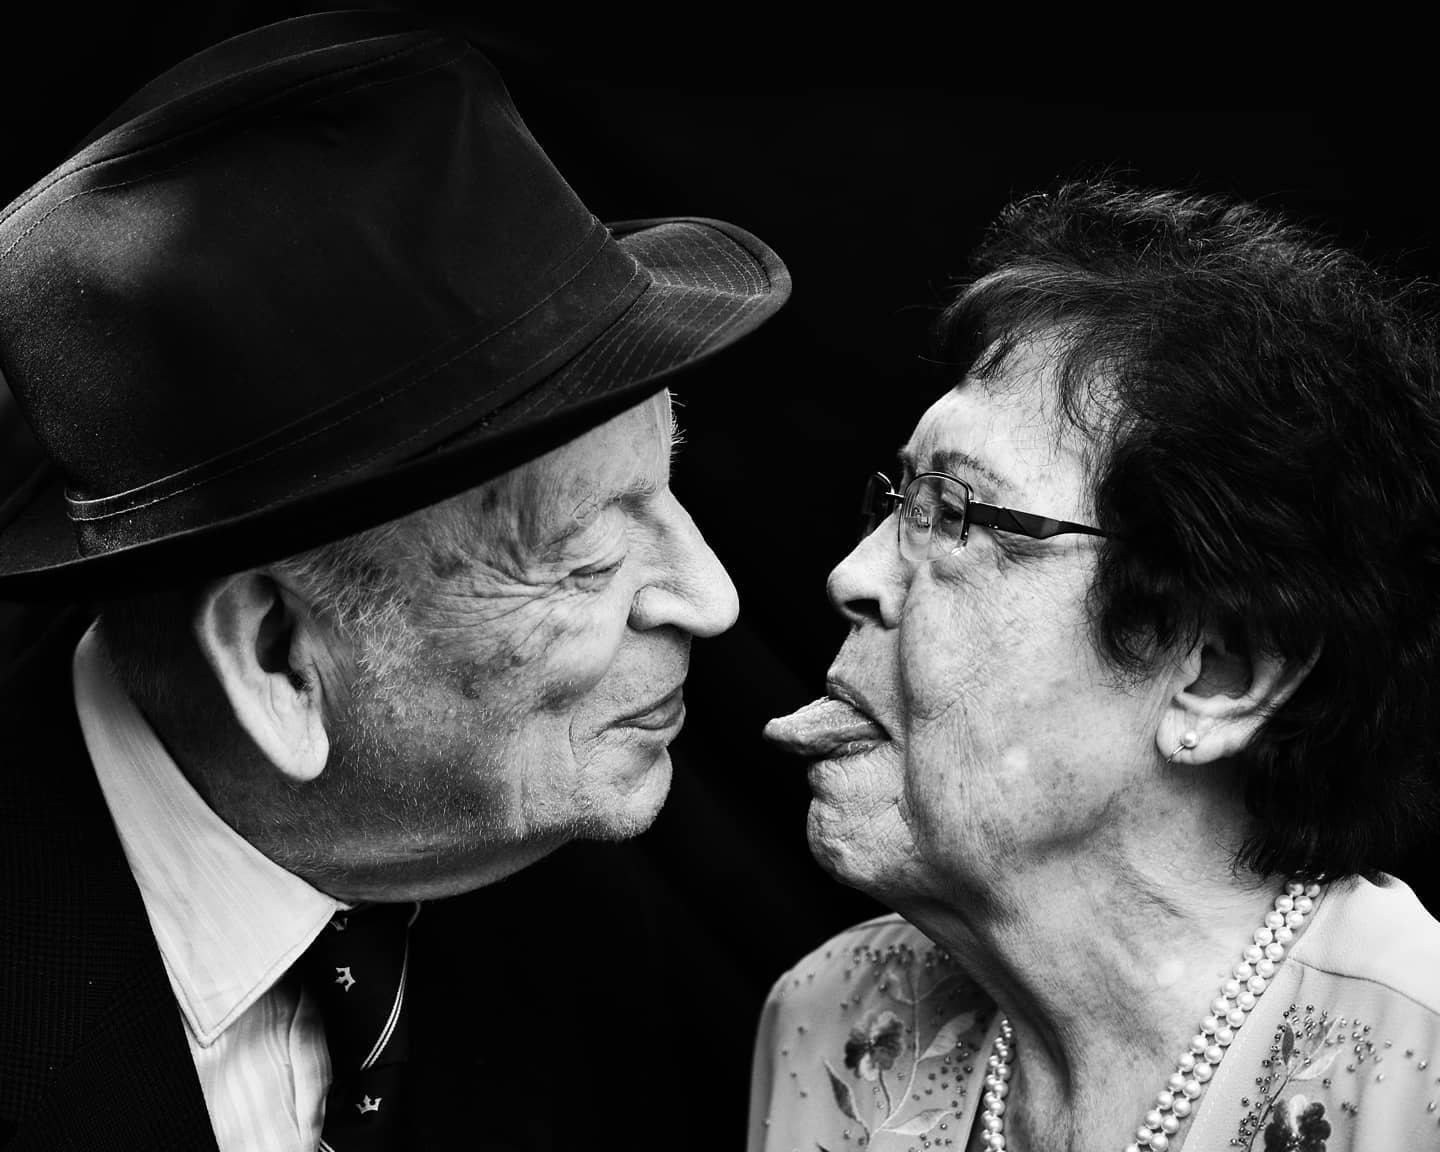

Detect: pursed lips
616,684,686,729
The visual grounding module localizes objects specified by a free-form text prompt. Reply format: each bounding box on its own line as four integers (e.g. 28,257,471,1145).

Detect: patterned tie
299,901,421,1151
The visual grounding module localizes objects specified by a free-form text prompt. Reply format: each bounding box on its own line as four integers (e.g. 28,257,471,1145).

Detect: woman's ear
194,571,329,781
1156,625,1320,766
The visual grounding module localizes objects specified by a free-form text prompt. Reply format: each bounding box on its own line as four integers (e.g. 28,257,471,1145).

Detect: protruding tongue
763,697,885,758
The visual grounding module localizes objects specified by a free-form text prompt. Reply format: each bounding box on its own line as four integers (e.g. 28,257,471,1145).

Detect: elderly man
0,10,787,1150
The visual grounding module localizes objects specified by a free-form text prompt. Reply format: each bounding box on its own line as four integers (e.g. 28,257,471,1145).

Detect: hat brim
0,217,790,601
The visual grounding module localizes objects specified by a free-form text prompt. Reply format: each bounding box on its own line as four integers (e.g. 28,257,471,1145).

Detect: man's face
807,345,1164,910
322,391,738,896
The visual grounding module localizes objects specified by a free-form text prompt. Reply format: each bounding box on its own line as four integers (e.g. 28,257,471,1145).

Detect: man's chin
582,747,674,841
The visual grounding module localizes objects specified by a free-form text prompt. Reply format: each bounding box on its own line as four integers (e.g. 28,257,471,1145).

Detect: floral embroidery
817,941,992,1147
1262,1095,1331,1151
844,1011,905,1081
764,915,1440,1152
1236,1012,1345,1150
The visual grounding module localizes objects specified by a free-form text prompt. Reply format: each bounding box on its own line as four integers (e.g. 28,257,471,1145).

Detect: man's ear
1157,624,1320,766
194,571,329,782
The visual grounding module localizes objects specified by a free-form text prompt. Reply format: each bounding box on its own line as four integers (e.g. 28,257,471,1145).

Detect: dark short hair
935,180,1440,883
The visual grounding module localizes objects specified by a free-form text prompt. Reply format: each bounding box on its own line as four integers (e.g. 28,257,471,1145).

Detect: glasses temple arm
967,500,1108,540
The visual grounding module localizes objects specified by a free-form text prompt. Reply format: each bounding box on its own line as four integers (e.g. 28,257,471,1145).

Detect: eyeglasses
860,470,1110,562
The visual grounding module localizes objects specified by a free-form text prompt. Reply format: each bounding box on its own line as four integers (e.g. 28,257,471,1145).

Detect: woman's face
811,344,1169,906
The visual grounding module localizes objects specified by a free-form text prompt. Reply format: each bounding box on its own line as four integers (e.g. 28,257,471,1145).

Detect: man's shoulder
0,605,91,713
0,607,96,806
0,606,197,1145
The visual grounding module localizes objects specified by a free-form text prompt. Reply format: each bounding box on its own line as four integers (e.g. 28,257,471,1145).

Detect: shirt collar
73,622,348,1047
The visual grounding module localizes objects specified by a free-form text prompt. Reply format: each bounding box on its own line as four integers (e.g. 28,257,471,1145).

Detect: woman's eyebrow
897,445,1010,497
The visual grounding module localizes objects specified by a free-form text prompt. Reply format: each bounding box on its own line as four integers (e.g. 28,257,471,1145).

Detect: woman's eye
936,501,967,527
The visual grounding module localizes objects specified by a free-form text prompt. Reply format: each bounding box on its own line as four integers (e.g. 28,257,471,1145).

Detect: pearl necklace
975,881,1321,1152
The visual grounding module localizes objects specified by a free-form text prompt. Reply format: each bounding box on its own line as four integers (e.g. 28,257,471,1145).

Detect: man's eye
568,559,623,590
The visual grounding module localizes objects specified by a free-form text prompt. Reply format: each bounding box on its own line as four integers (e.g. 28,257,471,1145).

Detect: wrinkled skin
315,390,740,896
783,344,1290,1151
808,345,1163,912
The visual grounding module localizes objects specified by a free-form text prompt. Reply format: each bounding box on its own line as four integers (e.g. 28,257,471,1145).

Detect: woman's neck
895,848,1280,1152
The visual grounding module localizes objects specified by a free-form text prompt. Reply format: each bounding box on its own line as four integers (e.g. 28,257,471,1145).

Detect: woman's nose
827,518,907,630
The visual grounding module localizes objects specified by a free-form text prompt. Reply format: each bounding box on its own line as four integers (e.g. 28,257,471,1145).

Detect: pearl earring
1168,729,1200,762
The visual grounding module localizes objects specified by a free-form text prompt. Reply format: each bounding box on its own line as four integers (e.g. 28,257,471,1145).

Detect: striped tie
300,902,421,1151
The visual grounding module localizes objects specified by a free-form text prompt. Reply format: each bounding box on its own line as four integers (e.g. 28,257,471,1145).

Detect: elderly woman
752,183,1440,1152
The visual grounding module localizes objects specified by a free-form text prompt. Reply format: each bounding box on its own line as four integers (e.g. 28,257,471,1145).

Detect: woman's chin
804,793,914,897
802,735,897,795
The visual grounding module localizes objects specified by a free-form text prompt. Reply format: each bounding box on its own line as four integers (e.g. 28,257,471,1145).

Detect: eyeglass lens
899,474,970,561
860,472,973,561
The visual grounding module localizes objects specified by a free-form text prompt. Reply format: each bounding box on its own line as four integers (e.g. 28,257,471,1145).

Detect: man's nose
630,493,740,637
827,517,907,630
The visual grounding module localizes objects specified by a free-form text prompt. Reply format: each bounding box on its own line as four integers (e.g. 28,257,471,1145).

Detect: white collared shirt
74,623,346,1152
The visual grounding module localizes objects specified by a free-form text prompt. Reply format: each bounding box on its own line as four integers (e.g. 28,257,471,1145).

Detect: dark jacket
0,607,218,1150
0,606,884,1151
0,608,701,1151
0,610,501,1150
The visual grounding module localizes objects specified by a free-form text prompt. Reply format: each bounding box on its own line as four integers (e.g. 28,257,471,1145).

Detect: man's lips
762,680,888,759
618,686,686,731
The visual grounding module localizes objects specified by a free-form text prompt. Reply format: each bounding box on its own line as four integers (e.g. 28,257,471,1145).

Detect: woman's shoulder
1292,874,1440,1016
1203,875,1440,1152
749,915,999,1152
762,912,937,997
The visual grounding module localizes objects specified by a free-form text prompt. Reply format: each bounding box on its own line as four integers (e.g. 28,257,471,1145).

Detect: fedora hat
0,9,789,600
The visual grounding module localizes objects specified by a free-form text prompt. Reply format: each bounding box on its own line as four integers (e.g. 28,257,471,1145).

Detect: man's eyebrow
549,471,661,546
544,411,676,552
897,445,1009,497
616,474,662,504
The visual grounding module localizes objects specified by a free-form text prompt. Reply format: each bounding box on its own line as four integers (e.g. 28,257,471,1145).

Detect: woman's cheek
898,602,964,725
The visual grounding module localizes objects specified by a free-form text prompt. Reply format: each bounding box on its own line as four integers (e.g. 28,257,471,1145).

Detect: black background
3,8,1437,1148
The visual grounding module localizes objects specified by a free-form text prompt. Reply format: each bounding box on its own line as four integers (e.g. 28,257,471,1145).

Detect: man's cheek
523,607,625,713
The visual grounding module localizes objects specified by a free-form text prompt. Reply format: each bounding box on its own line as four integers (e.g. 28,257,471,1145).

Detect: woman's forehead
906,370,1086,504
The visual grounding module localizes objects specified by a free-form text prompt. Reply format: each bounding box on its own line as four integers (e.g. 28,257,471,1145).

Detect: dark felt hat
0,9,790,600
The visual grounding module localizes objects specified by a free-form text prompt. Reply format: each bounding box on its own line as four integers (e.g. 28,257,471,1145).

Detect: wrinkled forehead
504,389,673,531
542,389,672,489
905,340,1091,505
414,391,674,557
